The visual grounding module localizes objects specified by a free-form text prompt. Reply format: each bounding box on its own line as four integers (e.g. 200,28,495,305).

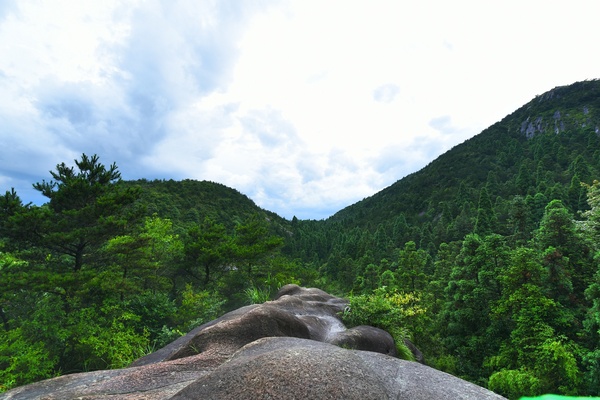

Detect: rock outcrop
1,285,506,399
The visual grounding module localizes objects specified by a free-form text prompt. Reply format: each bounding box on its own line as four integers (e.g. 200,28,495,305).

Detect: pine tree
474,187,497,236
9,154,142,272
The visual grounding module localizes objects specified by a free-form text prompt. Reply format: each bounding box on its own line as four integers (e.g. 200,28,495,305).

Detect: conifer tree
474,187,497,236
536,199,593,302
395,241,428,292
9,154,142,272
184,217,231,285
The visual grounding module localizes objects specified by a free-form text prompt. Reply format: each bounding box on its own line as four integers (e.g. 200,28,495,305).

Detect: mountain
124,178,286,230
283,80,600,396
332,79,599,222
139,80,600,261
325,79,600,233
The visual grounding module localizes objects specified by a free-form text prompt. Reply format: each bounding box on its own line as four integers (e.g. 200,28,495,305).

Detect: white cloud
1,0,599,219
373,84,400,104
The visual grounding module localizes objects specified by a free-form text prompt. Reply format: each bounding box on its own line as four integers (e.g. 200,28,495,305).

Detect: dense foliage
0,155,304,391
1,80,600,398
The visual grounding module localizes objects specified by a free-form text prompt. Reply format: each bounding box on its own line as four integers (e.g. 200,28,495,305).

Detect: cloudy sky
0,1,598,219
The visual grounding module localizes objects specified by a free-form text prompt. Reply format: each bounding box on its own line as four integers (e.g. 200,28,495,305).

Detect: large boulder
129,284,350,367
0,285,506,399
328,325,398,356
174,337,505,400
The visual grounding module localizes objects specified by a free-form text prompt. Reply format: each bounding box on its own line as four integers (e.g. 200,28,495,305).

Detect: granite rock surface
1,285,505,399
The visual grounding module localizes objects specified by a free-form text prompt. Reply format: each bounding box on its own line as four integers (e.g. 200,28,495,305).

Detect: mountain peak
514,79,600,139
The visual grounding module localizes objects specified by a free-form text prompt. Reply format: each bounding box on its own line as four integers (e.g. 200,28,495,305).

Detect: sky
0,1,599,220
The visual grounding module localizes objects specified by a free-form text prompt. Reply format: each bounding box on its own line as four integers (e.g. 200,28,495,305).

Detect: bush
244,286,271,304
488,369,541,400
174,284,225,332
342,287,428,360
0,328,57,392
70,303,150,370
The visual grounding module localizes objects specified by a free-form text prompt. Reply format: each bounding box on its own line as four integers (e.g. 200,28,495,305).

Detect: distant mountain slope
124,179,285,230
123,80,600,256
327,79,600,231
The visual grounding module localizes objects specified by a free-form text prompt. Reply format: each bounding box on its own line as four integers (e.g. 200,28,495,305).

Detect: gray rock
0,285,506,400
328,325,397,357
173,337,506,400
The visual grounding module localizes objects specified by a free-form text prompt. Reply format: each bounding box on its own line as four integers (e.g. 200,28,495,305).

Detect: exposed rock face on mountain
1,285,506,399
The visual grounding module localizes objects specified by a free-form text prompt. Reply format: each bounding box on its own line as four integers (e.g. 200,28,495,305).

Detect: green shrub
342,287,428,360
0,328,58,392
174,284,225,332
488,368,541,400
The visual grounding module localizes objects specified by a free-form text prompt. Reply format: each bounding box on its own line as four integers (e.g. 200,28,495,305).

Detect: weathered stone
328,325,397,356
1,285,506,400
131,304,262,367
173,337,506,400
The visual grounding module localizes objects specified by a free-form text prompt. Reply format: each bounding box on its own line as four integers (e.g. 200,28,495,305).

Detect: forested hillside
2,80,600,398
123,178,286,231
284,80,600,397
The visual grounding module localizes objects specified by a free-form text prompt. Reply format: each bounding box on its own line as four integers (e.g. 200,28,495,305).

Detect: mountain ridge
325,79,600,228
122,79,600,247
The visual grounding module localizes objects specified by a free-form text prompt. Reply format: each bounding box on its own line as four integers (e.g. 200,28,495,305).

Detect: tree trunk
74,240,86,271
204,263,210,285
